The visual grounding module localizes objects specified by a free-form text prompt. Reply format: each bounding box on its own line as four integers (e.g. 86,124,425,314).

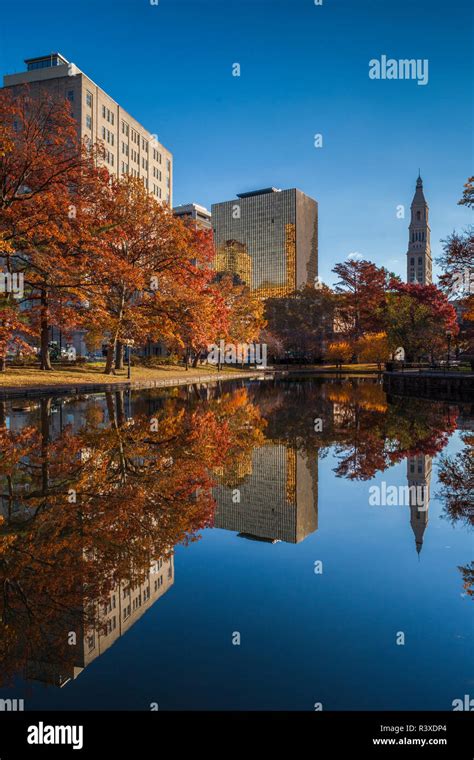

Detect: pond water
0,377,472,710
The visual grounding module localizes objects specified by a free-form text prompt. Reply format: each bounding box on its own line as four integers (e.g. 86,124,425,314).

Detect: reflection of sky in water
0,380,472,710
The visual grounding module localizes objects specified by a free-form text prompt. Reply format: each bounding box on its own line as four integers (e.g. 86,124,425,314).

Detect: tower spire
406,174,432,284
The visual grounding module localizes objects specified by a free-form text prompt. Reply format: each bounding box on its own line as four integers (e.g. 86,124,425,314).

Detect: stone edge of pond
0,367,389,400
0,370,274,400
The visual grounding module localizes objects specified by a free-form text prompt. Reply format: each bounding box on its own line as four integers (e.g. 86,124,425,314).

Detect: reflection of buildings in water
215,239,253,287
26,556,174,688
213,444,318,544
331,401,355,430
214,448,254,485
407,454,432,555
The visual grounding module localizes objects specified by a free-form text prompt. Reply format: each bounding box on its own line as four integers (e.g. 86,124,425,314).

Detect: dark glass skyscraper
212,187,318,298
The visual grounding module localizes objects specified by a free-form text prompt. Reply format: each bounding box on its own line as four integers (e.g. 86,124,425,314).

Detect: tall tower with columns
407,174,432,284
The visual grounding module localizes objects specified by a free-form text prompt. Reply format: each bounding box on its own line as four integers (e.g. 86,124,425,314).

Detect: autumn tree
332,259,390,355
264,284,335,361
0,86,108,369
459,176,474,209
437,179,473,355
356,332,390,371
385,282,458,362
82,177,217,374
141,226,229,368
437,435,473,528
325,340,352,369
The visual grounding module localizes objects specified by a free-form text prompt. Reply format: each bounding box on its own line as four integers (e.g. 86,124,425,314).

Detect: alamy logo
369,55,429,86
0,271,24,299
27,722,83,750
450,267,474,298
207,340,267,367
369,482,428,508
0,698,24,711
452,694,474,710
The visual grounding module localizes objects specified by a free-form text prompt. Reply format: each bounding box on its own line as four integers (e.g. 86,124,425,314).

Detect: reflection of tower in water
214,444,318,544
407,454,432,555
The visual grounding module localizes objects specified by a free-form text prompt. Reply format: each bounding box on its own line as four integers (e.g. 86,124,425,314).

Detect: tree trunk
40,397,51,502
115,391,125,427
104,342,116,375
115,341,124,370
0,355,6,373
40,290,52,370
105,392,116,426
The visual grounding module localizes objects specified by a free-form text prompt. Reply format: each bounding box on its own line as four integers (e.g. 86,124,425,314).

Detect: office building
212,187,318,298
173,203,212,230
213,443,318,544
3,53,172,205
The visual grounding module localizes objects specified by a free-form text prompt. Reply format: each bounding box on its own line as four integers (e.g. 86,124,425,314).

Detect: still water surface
0,377,472,710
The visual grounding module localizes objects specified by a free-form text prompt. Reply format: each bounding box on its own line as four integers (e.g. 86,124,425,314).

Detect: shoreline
0,365,382,401
1,365,471,401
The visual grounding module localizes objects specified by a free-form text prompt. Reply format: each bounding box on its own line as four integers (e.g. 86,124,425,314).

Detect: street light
446,330,452,371
123,339,135,380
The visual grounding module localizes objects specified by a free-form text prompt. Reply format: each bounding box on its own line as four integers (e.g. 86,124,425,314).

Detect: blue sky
1,0,472,285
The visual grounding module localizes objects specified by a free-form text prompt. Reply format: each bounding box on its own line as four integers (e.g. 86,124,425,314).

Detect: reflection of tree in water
437,433,473,599
0,388,265,686
0,379,471,683
248,378,458,480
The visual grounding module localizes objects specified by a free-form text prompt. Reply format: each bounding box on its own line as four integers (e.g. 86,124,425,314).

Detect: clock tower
407,174,432,284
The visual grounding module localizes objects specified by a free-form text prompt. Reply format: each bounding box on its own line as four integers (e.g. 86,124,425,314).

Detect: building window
67,90,74,102
102,105,106,118
86,91,92,107
86,114,92,130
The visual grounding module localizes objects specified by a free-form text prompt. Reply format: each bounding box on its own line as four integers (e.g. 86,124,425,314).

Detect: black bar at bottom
0,711,472,757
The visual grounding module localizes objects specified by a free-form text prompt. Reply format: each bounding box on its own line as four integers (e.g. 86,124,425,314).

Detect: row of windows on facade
121,580,161,621
410,257,426,265
411,231,426,242
83,92,170,169
85,120,171,180
85,91,167,156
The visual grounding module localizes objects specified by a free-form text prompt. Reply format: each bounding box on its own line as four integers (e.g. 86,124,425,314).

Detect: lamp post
446,330,452,371
123,339,135,380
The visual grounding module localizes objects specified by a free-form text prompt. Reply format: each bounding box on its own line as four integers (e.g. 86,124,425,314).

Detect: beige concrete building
3,53,172,205
173,203,212,230
26,554,175,687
